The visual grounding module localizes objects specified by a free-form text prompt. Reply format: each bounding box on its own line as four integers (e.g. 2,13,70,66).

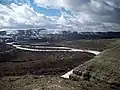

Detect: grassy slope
70,44,120,90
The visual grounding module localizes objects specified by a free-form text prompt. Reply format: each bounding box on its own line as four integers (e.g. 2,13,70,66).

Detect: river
7,42,101,79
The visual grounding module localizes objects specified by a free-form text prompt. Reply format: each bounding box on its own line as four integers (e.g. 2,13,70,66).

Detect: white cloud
56,11,120,32
34,0,120,23
0,3,60,30
34,0,62,9
0,0,120,32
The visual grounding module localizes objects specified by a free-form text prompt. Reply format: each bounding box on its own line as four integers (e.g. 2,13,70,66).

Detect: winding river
12,45,100,55
7,42,101,79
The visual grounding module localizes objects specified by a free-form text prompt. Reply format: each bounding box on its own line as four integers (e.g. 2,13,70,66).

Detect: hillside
70,44,120,90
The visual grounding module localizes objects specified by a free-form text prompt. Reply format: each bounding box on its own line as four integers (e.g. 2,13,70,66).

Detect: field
54,39,120,51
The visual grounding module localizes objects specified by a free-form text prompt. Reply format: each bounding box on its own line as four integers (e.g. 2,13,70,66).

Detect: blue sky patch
0,0,61,16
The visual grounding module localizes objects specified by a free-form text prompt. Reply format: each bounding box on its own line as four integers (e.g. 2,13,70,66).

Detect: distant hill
60,32,120,40
5,29,120,42
70,44,120,89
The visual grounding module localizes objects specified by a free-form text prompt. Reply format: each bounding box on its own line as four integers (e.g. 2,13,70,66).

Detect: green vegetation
70,44,120,90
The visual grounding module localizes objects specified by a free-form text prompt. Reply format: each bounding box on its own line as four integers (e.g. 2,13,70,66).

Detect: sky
0,0,120,32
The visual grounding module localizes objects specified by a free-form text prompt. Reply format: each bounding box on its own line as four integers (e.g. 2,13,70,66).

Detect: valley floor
1,39,120,90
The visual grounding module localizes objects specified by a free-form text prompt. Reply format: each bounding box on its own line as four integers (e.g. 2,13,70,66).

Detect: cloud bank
0,0,120,32
35,0,120,23
0,3,59,29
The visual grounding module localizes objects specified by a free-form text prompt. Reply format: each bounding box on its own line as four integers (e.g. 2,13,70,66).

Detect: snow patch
61,70,73,79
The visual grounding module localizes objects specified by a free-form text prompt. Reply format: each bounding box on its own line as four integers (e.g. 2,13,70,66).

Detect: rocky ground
0,75,83,90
